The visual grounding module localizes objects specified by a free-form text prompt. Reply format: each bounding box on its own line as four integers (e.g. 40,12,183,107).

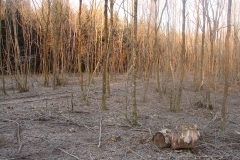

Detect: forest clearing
0,74,239,159
0,0,240,159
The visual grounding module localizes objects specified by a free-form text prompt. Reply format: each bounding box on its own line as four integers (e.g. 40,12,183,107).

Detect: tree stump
152,125,200,149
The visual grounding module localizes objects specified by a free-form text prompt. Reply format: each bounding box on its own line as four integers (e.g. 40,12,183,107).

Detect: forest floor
0,73,239,160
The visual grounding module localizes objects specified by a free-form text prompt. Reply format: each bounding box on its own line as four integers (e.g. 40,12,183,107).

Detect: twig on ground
58,148,81,160
5,119,22,153
130,128,149,132
203,111,220,129
67,99,71,121
71,93,74,112
179,155,217,160
45,99,48,110
89,152,94,160
62,115,93,131
127,147,146,159
97,113,102,148
197,141,217,148
148,128,152,136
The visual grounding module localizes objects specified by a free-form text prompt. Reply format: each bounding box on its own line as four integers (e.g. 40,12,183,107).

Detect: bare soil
0,74,239,160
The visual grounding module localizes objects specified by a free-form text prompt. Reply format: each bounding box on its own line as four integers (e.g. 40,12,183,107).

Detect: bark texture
221,0,232,131
152,125,200,149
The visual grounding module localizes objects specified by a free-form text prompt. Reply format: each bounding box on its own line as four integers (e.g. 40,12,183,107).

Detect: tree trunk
221,0,232,131
233,3,240,83
52,0,62,89
78,0,87,103
107,0,114,96
156,0,167,99
102,0,108,110
21,5,31,92
132,0,138,125
193,0,200,88
11,3,27,92
199,0,206,91
0,0,6,95
43,0,51,87
206,1,222,110
4,9,12,75
174,0,186,112
143,0,167,102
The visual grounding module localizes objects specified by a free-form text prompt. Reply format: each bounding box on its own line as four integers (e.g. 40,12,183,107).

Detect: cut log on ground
152,125,200,150
152,129,171,149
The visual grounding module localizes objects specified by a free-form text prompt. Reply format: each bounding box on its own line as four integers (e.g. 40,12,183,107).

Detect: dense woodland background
0,0,239,129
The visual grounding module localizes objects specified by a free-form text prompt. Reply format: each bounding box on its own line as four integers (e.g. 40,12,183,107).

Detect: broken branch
58,148,81,160
5,119,22,153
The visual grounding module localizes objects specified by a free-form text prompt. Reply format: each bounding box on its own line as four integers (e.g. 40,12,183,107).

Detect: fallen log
152,125,200,149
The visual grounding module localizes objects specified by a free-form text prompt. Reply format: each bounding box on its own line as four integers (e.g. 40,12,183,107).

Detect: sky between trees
31,0,239,33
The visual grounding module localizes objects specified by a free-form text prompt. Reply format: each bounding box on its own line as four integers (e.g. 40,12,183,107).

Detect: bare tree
206,0,223,109
176,0,186,112
199,0,206,91
142,0,167,102
221,0,232,131
19,0,33,92
102,0,108,110
4,1,13,76
42,0,51,87
78,0,87,103
132,0,138,125
8,0,29,92
232,0,240,83
193,0,200,87
52,0,63,89
155,0,167,99
86,0,94,87
170,0,186,112
107,0,114,96
0,0,6,95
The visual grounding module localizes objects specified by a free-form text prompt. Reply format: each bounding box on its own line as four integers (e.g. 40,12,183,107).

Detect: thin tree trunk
52,0,62,89
78,0,87,103
21,9,30,92
167,2,177,112
142,3,153,102
142,0,167,102
5,11,12,75
12,5,26,92
199,0,206,91
233,2,240,82
43,0,51,87
221,0,232,131
22,28,28,91
206,1,221,110
107,0,114,96
102,0,108,110
87,1,95,87
132,0,138,125
193,0,200,87
206,0,212,109
0,0,6,95
174,0,186,112
156,0,167,99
